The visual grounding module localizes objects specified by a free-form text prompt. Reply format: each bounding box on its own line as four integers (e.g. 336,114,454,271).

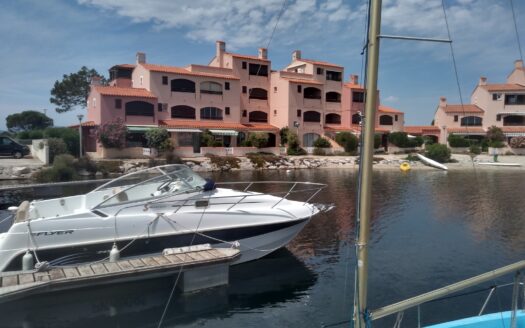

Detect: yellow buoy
400,162,411,172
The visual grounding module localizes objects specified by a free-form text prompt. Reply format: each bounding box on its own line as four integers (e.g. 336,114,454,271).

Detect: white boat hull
417,153,448,170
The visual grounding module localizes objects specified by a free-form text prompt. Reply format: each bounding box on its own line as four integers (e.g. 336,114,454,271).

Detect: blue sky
1,0,524,130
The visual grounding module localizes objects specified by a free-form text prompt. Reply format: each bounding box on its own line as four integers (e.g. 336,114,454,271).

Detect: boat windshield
91,165,207,208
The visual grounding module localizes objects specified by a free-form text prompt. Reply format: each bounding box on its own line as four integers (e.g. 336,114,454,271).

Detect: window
171,79,196,93
454,115,458,122
303,111,321,122
200,107,223,120
297,109,302,117
297,85,302,93
1,137,13,145
352,113,361,124
352,91,364,103
125,101,154,116
242,110,247,117
274,86,277,92
171,105,196,119
326,92,341,103
157,103,163,112
325,113,341,124
503,115,525,126
379,115,393,125
248,63,268,76
200,81,223,95
249,111,268,123
242,61,247,69
460,116,482,126
162,76,168,85
303,133,320,147
497,114,501,121
304,87,321,99
317,67,324,75
505,94,525,105
395,115,398,122
225,82,230,90
140,75,143,85
492,93,501,101
242,86,247,94
225,107,230,115
115,99,122,109
326,70,342,81
249,88,268,100
274,109,277,115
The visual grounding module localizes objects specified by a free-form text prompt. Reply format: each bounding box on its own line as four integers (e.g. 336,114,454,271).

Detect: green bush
47,138,68,163
486,126,505,148
374,134,382,149
33,154,78,182
16,131,30,139
28,130,44,139
423,136,435,145
248,132,269,148
286,131,306,155
212,140,223,147
247,153,280,168
165,152,182,164
279,127,289,146
469,144,481,155
448,134,470,147
425,144,451,163
74,156,98,173
388,132,410,147
240,139,253,147
44,127,80,156
96,160,123,174
335,132,358,152
206,154,240,170
313,137,331,148
145,128,172,152
313,148,326,155
201,130,215,147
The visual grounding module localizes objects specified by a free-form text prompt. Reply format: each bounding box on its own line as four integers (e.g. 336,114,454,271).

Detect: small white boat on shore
477,162,522,167
416,153,448,171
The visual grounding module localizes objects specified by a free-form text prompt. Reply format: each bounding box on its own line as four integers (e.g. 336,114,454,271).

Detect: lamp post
77,114,84,157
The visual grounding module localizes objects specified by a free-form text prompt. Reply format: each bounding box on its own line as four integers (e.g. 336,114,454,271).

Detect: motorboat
0,164,330,272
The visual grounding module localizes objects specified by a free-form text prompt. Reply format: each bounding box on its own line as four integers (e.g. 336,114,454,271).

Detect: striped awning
127,125,157,132
209,129,239,136
167,128,202,133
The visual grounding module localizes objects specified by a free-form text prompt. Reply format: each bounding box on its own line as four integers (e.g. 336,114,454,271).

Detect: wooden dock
0,247,240,303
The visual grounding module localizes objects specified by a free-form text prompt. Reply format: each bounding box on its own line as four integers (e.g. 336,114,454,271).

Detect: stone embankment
0,166,40,180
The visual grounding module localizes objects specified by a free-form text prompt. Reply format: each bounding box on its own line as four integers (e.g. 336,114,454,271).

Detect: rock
78,169,92,176
95,171,103,177
11,167,30,176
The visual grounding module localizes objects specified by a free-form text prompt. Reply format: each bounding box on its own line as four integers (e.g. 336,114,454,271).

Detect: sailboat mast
355,0,382,326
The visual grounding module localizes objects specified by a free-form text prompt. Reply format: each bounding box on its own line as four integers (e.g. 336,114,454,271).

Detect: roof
442,104,484,114
159,120,279,131
404,126,440,134
69,121,97,128
481,84,525,92
500,126,525,133
141,63,239,80
344,83,365,90
351,124,391,133
379,105,403,114
296,58,343,69
94,86,157,98
225,52,270,62
447,127,485,134
281,78,324,85
324,125,357,132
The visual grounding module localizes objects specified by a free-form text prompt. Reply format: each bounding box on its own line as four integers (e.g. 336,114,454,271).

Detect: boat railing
369,260,525,327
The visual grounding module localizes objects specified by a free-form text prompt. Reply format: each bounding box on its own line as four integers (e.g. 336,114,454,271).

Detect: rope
509,0,524,63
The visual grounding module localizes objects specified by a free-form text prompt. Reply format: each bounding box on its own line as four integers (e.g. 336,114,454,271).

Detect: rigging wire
509,0,524,63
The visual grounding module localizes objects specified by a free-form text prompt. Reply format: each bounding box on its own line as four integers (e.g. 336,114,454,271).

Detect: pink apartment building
83,41,406,158
434,60,525,144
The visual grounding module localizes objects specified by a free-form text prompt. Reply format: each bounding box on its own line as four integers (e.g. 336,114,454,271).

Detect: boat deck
0,247,239,303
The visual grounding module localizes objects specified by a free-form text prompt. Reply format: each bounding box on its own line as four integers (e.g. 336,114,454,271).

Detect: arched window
125,101,154,116
460,116,483,126
249,88,268,100
200,107,223,120
379,115,393,125
200,81,223,95
326,92,341,103
171,105,196,119
249,111,268,123
303,133,320,147
171,79,195,93
325,113,341,124
304,87,321,99
503,115,525,126
352,113,361,124
303,111,321,122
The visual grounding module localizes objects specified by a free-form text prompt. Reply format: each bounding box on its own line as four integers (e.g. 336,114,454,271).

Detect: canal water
1,168,524,327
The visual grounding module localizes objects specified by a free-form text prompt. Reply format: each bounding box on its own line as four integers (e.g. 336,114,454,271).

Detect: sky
1,0,524,130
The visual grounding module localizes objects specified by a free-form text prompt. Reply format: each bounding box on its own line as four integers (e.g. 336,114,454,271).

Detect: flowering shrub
510,136,525,148
96,118,127,149
486,126,505,148
145,128,173,151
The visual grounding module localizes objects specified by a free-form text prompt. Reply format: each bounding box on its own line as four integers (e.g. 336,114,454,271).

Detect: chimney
439,96,447,107
350,74,359,85
136,52,146,64
258,48,268,60
515,59,524,69
292,50,301,61
479,76,487,85
216,40,226,67
90,76,102,86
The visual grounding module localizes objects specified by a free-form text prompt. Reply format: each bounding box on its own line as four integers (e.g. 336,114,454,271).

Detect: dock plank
165,254,183,264
62,267,80,279
77,265,94,277
18,273,35,285
49,269,66,280
187,252,206,261
34,272,51,282
198,250,215,260
103,262,121,273
2,275,18,287
174,253,190,263
129,258,146,269
141,257,159,267
152,256,170,265
91,263,108,275
117,260,133,271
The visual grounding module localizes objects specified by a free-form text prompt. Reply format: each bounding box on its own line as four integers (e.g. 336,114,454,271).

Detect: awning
499,112,525,116
209,129,239,136
504,132,525,137
167,128,202,133
127,125,156,132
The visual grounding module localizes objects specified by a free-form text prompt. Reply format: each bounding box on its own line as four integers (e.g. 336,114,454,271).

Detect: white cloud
384,95,399,103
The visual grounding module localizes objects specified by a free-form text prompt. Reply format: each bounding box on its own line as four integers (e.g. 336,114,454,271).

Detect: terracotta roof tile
447,127,485,134
351,124,390,133
94,86,157,98
481,84,525,91
69,121,97,128
159,120,278,131
379,105,403,114
282,78,324,85
443,104,484,114
297,59,343,68
344,83,365,90
404,126,440,134
141,64,239,80
501,127,525,133
225,52,270,62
